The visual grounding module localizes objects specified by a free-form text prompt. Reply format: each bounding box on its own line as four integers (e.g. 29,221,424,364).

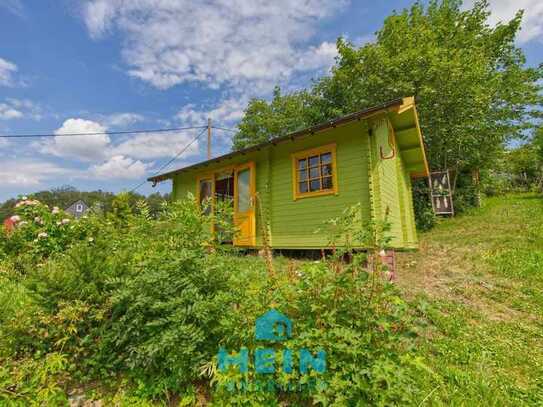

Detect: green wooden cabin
149,97,429,249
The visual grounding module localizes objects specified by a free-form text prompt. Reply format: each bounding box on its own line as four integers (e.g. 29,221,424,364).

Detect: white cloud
103,112,144,128
40,118,110,161
464,0,543,43
176,98,246,128
0,98,42,120
0,159,71,187
111,130,201,160
0,154,148,190
4,98,43,120
0,57,18,87
89,155,148,179
38,115,204,164
0,103,23,120
296,41,338,72
82,0,347,92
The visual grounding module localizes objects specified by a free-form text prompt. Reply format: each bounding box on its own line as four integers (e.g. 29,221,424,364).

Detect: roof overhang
387,97,430,178
148,97,429,183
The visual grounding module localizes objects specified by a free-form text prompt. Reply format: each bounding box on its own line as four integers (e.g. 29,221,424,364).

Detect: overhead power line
0,125,207,139
129,127,208,193
211,125,237,133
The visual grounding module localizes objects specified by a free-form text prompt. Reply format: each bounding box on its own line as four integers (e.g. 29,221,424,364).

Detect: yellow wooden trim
391,97,429,178
233,161,256,247
396,96,415,115
233,161,256,213
291,143,338,200
411,102,430,178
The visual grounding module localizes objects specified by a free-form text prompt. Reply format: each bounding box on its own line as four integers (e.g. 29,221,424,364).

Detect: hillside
1,193,541,405
397,194,543,404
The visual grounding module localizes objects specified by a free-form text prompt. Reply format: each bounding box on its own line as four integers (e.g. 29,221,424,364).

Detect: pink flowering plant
0,197,96,266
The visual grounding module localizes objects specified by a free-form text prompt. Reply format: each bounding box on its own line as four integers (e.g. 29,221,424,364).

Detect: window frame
291,143,338,200
196,173,215,215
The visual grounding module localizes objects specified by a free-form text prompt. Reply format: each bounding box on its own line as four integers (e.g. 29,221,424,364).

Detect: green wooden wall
268,121,371,248
171,117,418,249
368,116,418,249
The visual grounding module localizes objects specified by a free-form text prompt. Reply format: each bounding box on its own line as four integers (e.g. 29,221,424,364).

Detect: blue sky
0,0,541,201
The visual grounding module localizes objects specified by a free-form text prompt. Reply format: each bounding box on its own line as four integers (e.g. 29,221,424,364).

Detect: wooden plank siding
368,116,418,249
370,116,403,247
268,120,371,248
170,113,419,250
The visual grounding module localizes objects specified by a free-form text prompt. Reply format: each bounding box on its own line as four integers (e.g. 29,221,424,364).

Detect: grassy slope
397,194,543,405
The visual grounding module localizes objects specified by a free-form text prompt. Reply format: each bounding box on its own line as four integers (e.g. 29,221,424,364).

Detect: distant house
65,199,89,219
148,97,429,250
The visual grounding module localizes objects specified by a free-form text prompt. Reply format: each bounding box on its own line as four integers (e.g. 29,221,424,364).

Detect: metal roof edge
148,97,406,183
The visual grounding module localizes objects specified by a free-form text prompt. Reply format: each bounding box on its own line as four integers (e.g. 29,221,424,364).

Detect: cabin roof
148,97,429,184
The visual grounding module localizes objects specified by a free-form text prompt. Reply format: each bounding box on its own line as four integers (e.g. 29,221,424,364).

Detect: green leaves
232,86,326,150
231,1,542,177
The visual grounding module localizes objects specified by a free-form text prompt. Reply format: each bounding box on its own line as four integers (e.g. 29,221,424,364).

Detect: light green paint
169,108,424,250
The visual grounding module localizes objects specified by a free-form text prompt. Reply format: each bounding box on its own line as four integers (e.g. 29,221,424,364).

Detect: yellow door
233,162,256,246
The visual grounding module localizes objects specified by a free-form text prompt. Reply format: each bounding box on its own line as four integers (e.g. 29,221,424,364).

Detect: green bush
0,197,99,272
5,196,235,394
210,208,427,405
0,196,427,404
412,179,436,231
0,353,68,405
212,262,426,405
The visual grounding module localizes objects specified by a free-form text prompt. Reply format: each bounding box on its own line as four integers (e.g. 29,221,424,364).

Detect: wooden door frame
233,161,256,246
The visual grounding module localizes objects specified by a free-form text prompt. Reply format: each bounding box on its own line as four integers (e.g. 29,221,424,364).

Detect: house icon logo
217,308,327,392
255,309,292,341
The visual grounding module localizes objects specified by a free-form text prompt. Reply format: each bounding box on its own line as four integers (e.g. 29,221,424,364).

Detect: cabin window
198,178,213,215
75,203,83,212
292,144,338,199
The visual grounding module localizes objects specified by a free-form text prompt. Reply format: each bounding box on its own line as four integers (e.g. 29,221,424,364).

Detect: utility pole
207,118,212,159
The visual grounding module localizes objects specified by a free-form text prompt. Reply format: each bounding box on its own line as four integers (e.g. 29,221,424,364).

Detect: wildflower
385,270,396,283
19,221,28,226
56,221,62,226
10,215,21,223
379,249,387,257
38,232,48,238
88,237,94,242
22,196,28,200
61,218,70,225
34,216,44,225
52,207,60,214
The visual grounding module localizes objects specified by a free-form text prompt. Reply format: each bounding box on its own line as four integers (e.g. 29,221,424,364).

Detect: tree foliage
233,0,542,176
0,186,170,222
232,87,325,151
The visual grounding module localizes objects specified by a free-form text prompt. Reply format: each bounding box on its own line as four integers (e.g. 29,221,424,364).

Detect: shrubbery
0,194,427,405
0,198,97,270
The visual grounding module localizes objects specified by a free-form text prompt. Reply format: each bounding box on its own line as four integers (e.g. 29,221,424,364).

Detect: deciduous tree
233,0,542,182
